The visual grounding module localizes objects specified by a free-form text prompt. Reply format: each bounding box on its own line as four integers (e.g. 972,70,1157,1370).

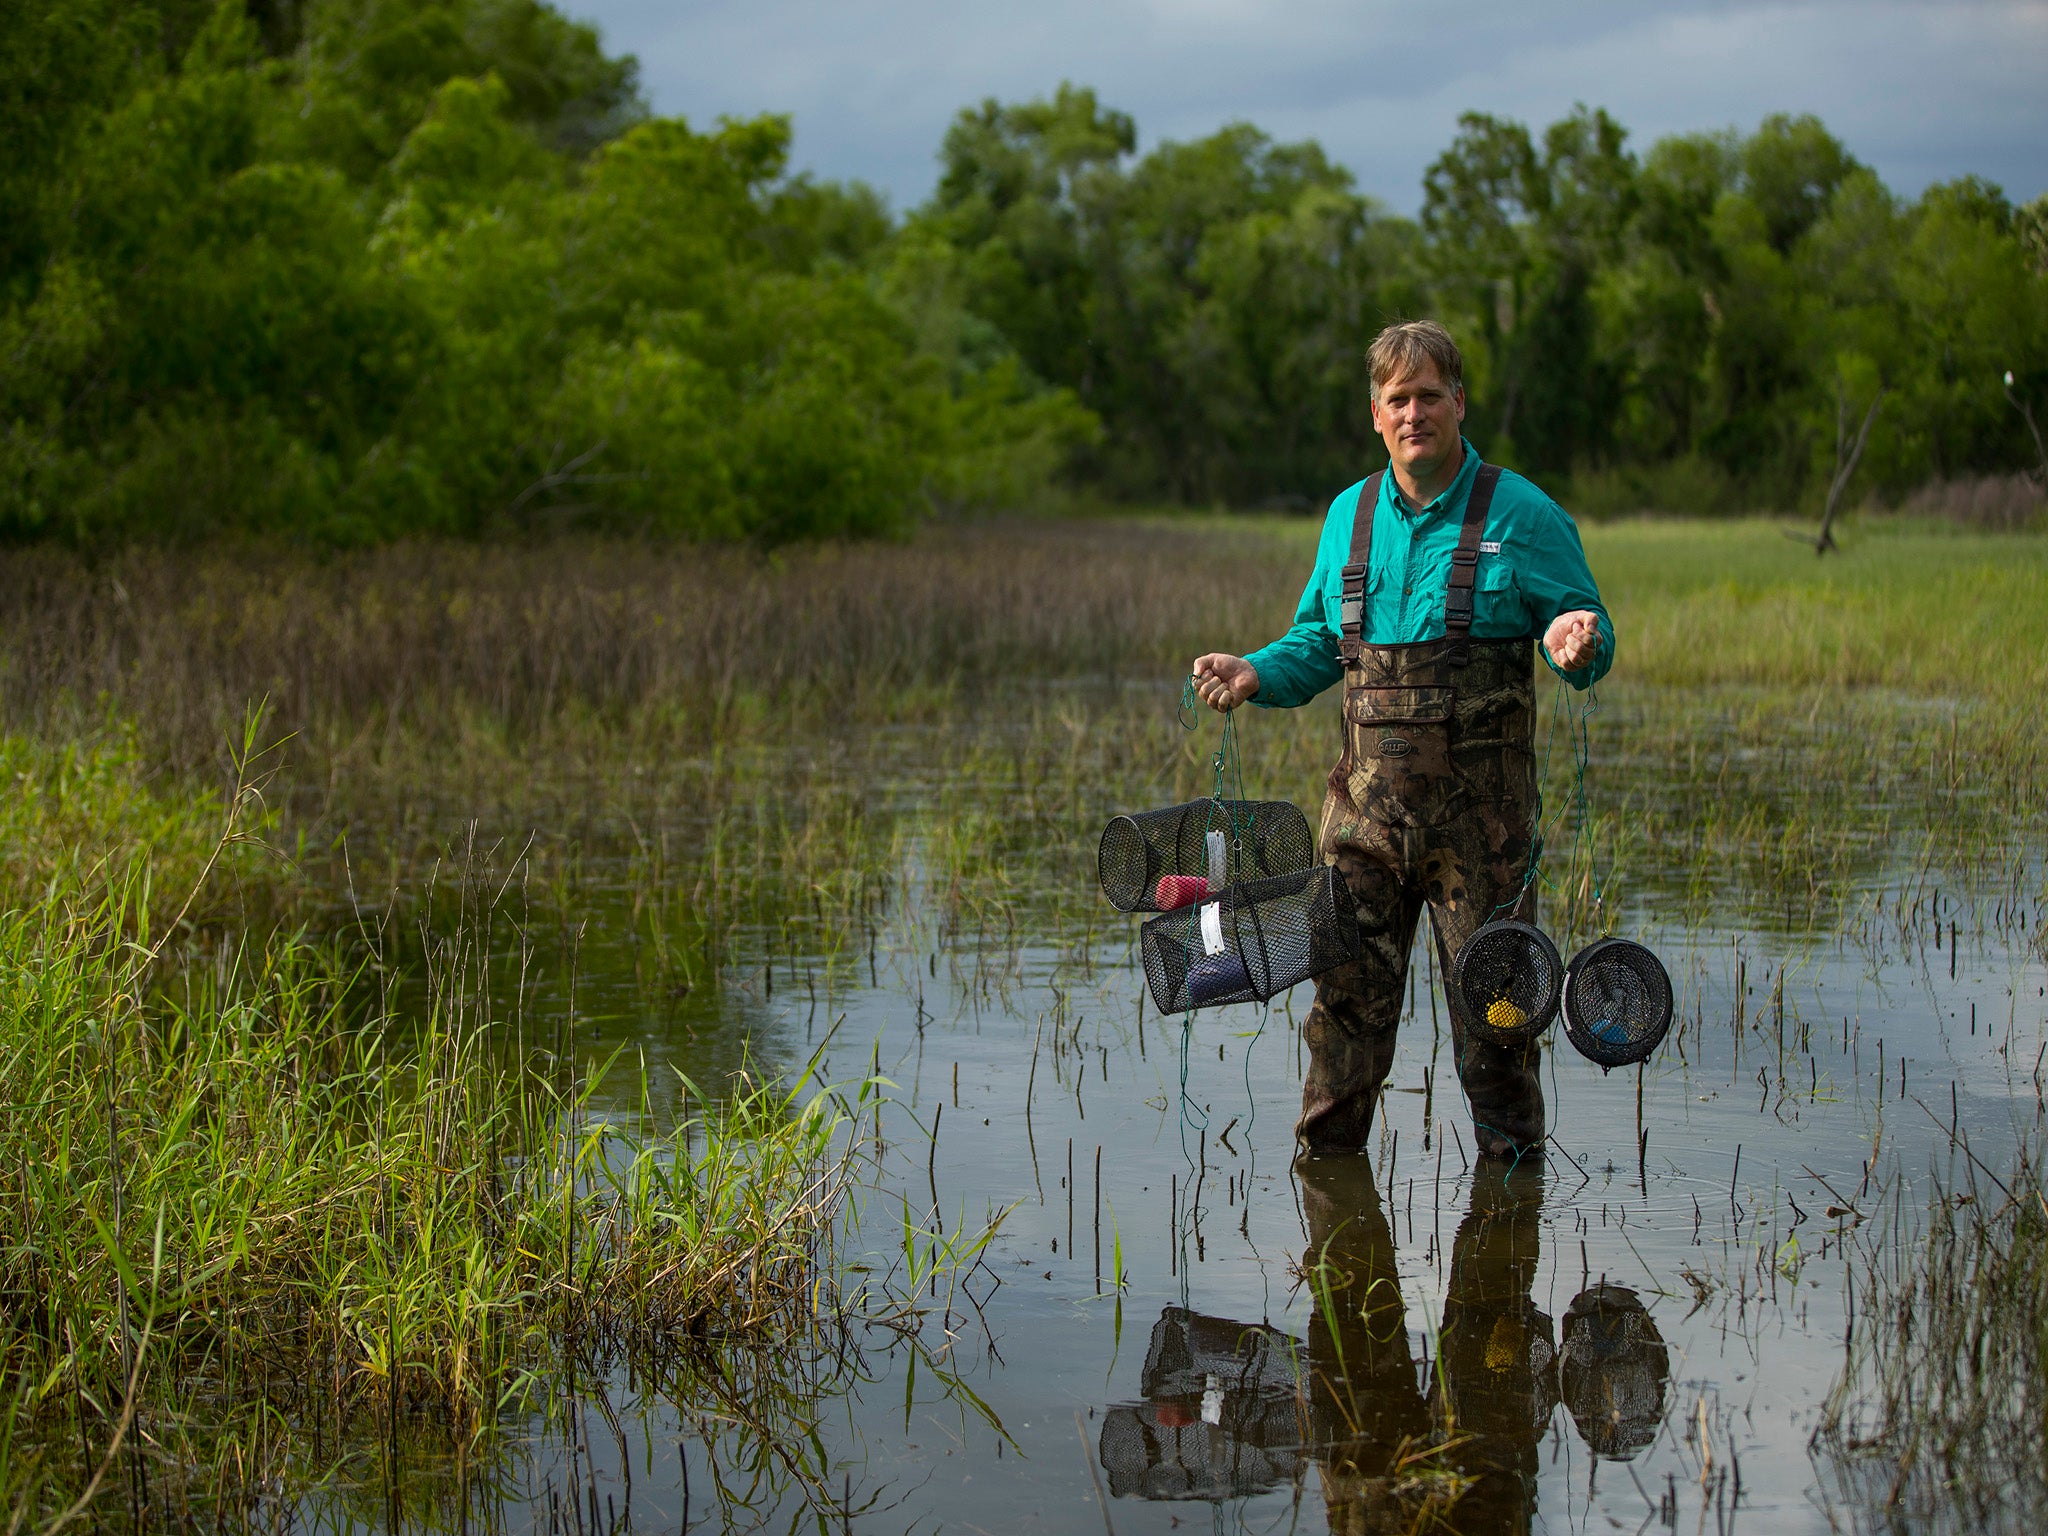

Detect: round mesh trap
1452,921,1562,1046
1559,1283,1670,1460
1140,866,1359,1014
1561,938,1673,1070
1098,799,1314,913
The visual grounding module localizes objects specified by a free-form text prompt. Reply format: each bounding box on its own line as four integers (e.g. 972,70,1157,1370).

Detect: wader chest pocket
1341,685,1468,828
1343,686,1453,725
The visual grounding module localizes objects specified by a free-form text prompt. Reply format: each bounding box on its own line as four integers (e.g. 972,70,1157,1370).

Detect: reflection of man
1098,1162,1670,1529
1192,321,1612,1158
1304,1157,1552,1533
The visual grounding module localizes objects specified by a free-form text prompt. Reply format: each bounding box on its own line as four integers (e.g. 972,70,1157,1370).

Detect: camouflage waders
1297,464,1545,1157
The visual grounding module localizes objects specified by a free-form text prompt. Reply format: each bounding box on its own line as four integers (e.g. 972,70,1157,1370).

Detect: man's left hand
1544,610,1602,672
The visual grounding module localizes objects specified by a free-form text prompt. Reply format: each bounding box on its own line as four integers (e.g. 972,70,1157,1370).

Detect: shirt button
1403,586,1412,595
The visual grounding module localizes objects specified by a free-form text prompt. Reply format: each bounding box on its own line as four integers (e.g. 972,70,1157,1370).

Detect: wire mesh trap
1096,1307,1304,1501
1140,866,1359,1014
1098,799,1314,914
1561,937,1673,1070
1452,920,1563,1046
1558,1283,1670,1459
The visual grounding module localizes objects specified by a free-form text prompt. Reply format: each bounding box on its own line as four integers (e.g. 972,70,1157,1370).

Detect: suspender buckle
1339,564,1368,638
1450,549,1479,567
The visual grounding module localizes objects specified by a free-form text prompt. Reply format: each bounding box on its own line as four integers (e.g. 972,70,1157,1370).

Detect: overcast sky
567,0,2047,216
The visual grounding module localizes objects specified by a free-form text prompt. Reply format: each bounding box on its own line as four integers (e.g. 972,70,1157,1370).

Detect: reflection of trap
1097,799,1314,913
1561,938,1674,1070
1453,921,1563,1046
1097,1307,1304,1501
1558,1283,1670,1459
1140,867,1359,1014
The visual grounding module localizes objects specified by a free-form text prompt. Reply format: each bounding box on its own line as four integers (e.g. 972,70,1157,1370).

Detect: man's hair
1366,321,1463,401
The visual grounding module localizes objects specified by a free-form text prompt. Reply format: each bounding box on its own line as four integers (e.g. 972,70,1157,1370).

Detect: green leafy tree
925,82,1134,398
0,1,1094,544
1593,131,1739,466
4,16,2042,540
1423,105,1635,473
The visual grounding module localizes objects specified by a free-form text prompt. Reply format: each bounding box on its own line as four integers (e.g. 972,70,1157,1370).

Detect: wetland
0,513,2044,1534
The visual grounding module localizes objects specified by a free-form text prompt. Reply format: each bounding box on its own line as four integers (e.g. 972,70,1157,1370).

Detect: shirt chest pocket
1473,562,1525,636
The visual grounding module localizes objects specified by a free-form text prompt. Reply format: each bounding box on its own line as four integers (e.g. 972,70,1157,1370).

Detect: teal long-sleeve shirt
1245,440,1614,709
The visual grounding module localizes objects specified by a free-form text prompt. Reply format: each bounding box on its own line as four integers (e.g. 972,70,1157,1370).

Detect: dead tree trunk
1797,385,1885,556
2003,370,2048,490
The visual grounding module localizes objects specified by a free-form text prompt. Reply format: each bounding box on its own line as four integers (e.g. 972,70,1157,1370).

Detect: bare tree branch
2002,371,2048,489
1797,385,1885,556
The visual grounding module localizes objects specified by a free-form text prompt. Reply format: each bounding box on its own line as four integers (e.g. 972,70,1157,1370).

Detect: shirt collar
1385,437,1481,521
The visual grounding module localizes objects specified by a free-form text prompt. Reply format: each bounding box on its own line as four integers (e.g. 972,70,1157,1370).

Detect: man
1192,320,1611,1158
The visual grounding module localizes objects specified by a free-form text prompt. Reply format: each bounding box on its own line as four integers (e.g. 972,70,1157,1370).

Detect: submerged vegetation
1821,1145,2048,1533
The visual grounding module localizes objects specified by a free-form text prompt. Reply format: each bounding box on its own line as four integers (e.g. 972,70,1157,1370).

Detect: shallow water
322,682,2048,1534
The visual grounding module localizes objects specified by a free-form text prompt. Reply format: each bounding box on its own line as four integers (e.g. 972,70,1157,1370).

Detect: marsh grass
1818,1141,2048,1533
2,515,2042,752
0,735,921,1530
0,514,2045,1525
2,516,2041,959
1898,473,2046,532
0,520,1304,774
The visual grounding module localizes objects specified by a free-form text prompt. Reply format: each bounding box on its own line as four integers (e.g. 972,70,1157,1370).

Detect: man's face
1370,361,1466,488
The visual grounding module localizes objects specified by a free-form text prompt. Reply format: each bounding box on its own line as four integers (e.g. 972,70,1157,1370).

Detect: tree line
4,0,2044,544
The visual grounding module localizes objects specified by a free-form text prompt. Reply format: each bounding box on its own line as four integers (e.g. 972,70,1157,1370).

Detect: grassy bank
0,733,890,1528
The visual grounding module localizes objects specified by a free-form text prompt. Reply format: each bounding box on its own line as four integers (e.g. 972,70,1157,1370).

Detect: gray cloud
574,0,2048,213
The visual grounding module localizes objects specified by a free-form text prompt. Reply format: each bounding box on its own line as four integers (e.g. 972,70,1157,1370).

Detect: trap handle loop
1179,674,1255,859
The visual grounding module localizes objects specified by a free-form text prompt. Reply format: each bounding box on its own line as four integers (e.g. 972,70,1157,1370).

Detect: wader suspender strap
1442,464,1503,662
1338,463,1501,662
1337,472,1384,654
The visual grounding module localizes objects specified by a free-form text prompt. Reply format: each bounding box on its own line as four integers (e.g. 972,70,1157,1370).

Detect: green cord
1179,675,1256,864
1174,676,1260,1169
1490,676,1608,924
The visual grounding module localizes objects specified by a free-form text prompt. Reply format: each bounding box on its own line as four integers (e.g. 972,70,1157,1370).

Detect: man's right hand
1192,654,1259,713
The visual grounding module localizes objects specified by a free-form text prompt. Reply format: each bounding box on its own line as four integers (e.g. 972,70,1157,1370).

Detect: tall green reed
0,727,898,1528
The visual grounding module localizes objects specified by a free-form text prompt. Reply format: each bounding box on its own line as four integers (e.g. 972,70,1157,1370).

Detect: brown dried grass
1896,472,2045,530
0,517,1310,772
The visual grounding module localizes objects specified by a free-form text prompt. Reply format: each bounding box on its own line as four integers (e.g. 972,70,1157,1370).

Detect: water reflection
1558,1282,1670,1460
1096,1310,1306,1500
1100,1157,1671,1530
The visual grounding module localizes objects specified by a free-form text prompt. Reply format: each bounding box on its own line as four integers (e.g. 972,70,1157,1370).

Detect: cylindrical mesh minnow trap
1561,938,1673,1070
1099,799,1314,914
1453,920,1563,1046
1140,866,1358,1014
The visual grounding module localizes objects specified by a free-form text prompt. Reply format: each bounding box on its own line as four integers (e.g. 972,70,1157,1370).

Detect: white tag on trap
1200,901,1226,956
